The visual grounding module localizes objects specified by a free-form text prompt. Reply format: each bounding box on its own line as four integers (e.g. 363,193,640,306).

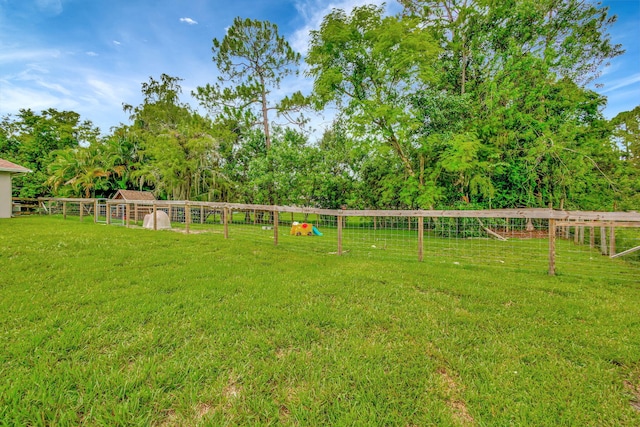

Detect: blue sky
0,0,638,137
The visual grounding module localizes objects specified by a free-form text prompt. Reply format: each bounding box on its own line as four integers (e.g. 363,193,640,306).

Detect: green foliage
306,5,443,207
0,109,99,197
5,4,636,212
395,0,625,209
46,144,111,198
611,107,640,210
612,106,640,164
194,17,307,150
123,74,225,200
313,122,360,209
243,127,317,205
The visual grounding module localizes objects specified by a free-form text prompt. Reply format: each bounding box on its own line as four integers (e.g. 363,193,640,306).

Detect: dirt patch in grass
279,404,291,422
275,346,312,360
173,228,212,235
438,367,475,426
223,377,242,400
625,380,640,412
196,403,215,418
157,409,178,427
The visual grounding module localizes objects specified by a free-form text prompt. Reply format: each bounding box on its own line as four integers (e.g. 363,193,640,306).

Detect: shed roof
112,189,156,201
0,158,31,173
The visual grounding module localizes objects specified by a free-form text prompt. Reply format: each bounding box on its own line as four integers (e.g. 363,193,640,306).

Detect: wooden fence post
126,203,130,228
609,226,616,257
274,210,279,246
200,204,204,224
548,219,556,276
79,202,84,222
337,214,343,255
418,216,424,262
106,203,111,225
223,207,229,239
185,202,190,234
63,201,67,219
589,226,595,248
134,203,138,224
600,227,607,255
94,199,98,223
153,203,157,231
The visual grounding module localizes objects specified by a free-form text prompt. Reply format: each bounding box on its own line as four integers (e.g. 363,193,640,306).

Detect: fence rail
12,198,640,280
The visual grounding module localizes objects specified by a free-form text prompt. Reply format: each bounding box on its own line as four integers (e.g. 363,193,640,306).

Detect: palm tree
47,144,112,198
46,148,79,196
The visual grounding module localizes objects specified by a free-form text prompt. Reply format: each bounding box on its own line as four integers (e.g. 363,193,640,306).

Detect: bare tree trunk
461,39,467,95
260,75,271,150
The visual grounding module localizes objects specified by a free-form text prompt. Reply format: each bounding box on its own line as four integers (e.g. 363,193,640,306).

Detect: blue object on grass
312,226,323,236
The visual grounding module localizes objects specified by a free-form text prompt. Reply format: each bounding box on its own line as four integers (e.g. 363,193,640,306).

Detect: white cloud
113,40,121,46
0,61,136,130
0,81,78,112
4,65,71,98
86,51,98,57
87,78,120,103
0,49,61,64
180,17,198,25
600,73,640,94
12,64,50,80
36,80,72,96
85,77,137,106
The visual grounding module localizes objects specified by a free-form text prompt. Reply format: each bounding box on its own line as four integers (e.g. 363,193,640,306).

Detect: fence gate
95,199,107,223
107,203,126,226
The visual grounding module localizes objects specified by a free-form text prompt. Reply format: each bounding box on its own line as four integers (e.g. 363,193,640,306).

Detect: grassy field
1,216,639,426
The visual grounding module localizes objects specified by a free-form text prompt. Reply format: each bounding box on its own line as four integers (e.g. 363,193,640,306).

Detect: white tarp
142,210,171,230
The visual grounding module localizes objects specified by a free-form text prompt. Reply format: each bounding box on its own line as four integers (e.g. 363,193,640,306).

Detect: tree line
1,1,638,210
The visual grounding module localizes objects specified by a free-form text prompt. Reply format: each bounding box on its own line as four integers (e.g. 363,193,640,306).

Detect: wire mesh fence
16,198,640,282
555,222,640,282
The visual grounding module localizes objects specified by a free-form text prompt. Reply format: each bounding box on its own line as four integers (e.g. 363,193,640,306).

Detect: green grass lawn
1,216,639,426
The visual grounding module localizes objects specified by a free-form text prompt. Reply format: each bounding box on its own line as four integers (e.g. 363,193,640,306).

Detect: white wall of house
0,172,12,218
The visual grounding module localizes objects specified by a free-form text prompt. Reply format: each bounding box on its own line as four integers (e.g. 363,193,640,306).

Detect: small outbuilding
0,158,31,219
111,189,156,221
111,189,156,202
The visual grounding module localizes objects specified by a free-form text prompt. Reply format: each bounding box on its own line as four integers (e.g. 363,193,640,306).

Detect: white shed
0,158,32,219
